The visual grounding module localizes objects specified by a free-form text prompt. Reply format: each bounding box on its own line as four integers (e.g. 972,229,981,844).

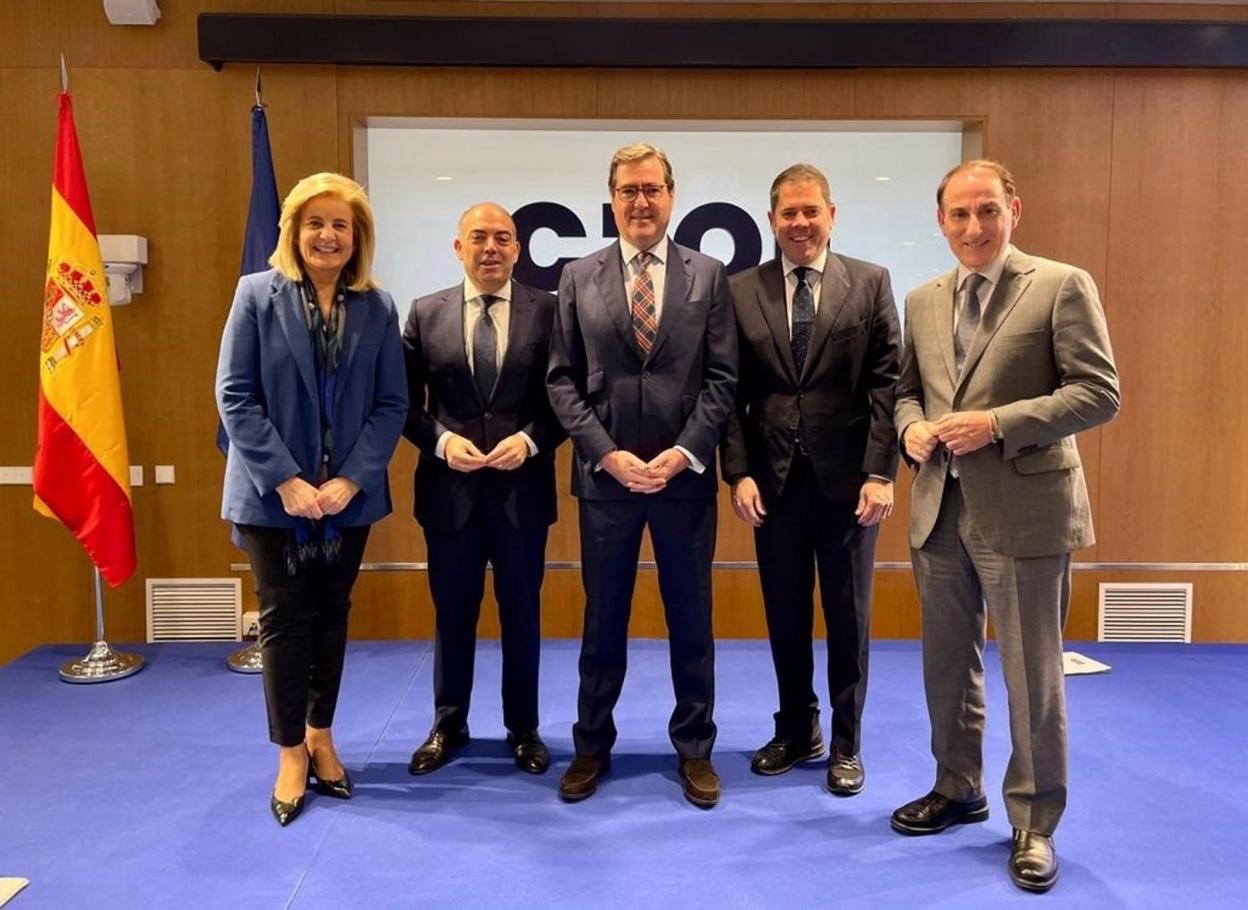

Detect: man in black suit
547,143,738,807
403,202,563,776
721,164,901,795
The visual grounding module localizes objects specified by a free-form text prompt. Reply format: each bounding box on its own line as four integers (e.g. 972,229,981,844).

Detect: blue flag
218,102,280,455
239,103,280,275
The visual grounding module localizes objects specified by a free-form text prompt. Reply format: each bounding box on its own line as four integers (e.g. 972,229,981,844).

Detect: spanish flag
33,91,136,587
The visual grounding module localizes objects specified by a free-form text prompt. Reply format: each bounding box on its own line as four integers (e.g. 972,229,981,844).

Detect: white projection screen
360,119,966,322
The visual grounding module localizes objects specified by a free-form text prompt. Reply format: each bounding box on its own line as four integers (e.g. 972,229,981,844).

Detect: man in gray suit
892,160,1119,893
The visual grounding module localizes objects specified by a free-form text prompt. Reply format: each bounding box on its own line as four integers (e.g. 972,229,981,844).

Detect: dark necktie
791,266,815,371
954,272,987,375
473,294,499,402
631,251,657,356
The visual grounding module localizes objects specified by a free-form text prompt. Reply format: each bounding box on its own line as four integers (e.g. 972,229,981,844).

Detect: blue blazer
216,269,408,528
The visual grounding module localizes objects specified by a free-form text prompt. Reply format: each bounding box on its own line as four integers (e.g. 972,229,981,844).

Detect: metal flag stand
59,567,144,683
226,632,263,674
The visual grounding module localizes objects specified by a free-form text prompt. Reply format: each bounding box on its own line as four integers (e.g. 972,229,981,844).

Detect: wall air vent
1098,582,1192,643
145,578,242,642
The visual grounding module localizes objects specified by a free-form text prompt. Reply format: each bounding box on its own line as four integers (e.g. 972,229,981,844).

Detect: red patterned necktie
630,250,657,355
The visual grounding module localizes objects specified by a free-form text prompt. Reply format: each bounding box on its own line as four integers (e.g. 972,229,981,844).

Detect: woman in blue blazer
216,173,407,826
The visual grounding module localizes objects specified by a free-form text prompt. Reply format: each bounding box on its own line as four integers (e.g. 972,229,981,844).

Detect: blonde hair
608,143,675,191
269,172,379,291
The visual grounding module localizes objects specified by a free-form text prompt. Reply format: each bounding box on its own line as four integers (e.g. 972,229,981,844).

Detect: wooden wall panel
1099,71,1248,563
3,1,1248,669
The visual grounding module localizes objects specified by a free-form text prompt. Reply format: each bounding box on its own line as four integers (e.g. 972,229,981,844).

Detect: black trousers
238,524,370,747
573,496,717,760
753,453,878,754
425,496,547,735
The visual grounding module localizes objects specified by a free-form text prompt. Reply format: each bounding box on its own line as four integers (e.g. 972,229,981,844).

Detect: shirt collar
619,235,669,268
957,244,1013,290
463,277,512,304
782,248,829,280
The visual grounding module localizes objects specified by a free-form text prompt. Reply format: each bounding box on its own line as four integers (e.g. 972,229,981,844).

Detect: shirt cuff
676,446,705,474
866,474,893,484
434,431,452,460
519,431,538,456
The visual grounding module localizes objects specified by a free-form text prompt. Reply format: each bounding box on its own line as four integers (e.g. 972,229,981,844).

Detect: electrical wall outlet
154,465,175,484
241,611,260,638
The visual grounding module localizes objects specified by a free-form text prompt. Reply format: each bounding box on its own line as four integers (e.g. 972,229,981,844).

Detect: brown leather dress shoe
506,730,551,775
678,758,721,808
890,789,989,835
407,727,469,775
559,754,609,801
750,734,825,776
825,749,864,796
1010,829,1059,893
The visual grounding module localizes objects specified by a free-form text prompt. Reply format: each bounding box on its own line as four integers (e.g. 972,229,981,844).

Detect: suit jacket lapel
496,283,529,395
593,243,642,362
445,285,487,406
754,260,797,382
273,277,318,407
934,268,960,387
801,253,851,380
647,242,691,363
956,251,1035,394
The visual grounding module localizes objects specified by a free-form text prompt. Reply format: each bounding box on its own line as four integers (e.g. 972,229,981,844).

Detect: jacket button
642,372,650,380
484,412,493,419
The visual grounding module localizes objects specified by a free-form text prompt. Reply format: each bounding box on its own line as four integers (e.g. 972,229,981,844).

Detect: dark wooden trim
198,14,1248,70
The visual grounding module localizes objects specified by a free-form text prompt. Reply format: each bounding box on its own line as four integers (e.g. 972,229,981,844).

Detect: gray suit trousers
910,476,1071,836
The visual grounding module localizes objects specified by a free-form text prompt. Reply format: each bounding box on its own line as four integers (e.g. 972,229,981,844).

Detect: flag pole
58,567,144,683
226,65,277,675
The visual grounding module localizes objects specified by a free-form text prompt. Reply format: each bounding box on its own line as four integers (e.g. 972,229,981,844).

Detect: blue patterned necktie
791,266,815,371
473,294,499,401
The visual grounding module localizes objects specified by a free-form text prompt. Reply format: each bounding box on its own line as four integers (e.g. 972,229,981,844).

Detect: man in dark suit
403,202,563,776
547,143,738,807
893,161,1119,892
721,163,901,796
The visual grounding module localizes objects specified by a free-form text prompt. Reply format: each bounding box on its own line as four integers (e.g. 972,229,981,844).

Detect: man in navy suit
547,144,738,807
403,202,563,776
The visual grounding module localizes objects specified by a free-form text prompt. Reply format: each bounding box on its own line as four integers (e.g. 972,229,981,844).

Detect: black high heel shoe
270,792,306,827
308,752,353,800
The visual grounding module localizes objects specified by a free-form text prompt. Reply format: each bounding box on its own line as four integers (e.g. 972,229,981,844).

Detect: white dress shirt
781,248,828,334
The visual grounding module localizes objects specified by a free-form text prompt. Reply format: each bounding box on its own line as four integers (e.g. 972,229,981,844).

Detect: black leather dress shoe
891,790,989,835
750,734,826,775
678,758,721,808
1010,829,1059,893
560,754,610,801
506,730,551,774
308,755,353,799
826,749,865,796
270,792,306,827
408,727,469,775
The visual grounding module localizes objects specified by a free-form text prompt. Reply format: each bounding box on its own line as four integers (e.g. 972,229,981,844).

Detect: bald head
454,202,520,294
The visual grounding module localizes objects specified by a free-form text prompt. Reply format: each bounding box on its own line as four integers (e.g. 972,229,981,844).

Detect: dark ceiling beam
198,14,1248,71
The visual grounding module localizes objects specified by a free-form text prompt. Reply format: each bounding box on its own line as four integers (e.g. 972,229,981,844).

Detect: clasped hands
731,475,892,528
601,447,689,494
445,432,530,473
904,410,996,463
276,475,360,520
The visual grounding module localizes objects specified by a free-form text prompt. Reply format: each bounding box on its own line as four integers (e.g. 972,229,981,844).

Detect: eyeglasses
614,184,667,203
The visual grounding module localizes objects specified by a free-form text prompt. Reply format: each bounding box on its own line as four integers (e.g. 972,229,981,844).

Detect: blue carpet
1,640,1244,908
